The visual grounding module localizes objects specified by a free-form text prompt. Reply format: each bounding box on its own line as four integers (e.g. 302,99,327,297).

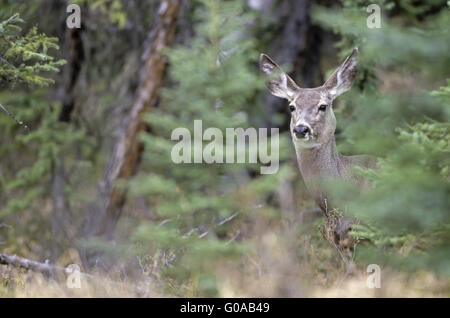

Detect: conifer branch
0,102,29,133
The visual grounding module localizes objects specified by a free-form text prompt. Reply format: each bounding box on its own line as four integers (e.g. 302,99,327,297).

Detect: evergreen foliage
0,14,86,255
0,13,65,87
128,0,292,296
314,0,450,275
75,0,128,28
0,0,449,298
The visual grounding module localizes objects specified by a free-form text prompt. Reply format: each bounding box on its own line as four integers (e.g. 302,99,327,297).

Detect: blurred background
0,0,449,297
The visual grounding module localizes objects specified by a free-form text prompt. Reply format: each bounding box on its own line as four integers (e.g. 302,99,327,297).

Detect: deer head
259,48,358,149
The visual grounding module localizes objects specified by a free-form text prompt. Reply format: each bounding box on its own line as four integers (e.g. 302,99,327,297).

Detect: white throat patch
292,135,321,149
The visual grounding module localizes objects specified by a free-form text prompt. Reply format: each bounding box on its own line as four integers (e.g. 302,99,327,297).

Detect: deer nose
293,125,310,138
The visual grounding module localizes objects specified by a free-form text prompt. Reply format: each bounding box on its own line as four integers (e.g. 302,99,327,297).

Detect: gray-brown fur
259,48,377,256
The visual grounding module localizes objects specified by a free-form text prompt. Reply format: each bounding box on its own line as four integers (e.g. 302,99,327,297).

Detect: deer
259,48,377,262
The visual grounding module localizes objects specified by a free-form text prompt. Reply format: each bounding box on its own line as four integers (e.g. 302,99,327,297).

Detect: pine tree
0,14,90,258
0,13,65,87
313,0,450,275
127,0,292,296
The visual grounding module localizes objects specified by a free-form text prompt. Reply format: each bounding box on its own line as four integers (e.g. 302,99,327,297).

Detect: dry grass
1,257,448,297
0,265,160,297
1,219,449,298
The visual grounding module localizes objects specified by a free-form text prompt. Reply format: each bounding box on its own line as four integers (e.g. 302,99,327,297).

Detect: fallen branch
0,252,91,278
0,252,145,293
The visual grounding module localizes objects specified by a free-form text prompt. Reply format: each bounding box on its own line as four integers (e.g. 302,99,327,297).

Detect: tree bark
0,252,137,291
59,27,84,122
85,0,182,239
50,21,85,261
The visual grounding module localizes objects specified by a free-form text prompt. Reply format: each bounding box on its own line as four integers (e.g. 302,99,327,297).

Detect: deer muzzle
293,125,311,139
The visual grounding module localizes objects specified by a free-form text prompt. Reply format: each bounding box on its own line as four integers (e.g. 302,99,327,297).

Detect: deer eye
289,105,296,112
318,104,327,112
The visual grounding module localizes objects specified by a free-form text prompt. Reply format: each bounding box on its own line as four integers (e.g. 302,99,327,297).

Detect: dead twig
0,102,29,133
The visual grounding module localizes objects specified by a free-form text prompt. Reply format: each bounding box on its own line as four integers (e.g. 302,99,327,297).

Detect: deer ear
259,53,299,101
324,48,359,99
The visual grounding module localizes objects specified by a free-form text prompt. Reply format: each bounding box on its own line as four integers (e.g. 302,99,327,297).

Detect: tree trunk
59,28,84,122
50,23,85,261
84,0,182,240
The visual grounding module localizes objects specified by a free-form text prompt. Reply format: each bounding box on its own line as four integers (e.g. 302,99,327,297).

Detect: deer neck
294,136,343,194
